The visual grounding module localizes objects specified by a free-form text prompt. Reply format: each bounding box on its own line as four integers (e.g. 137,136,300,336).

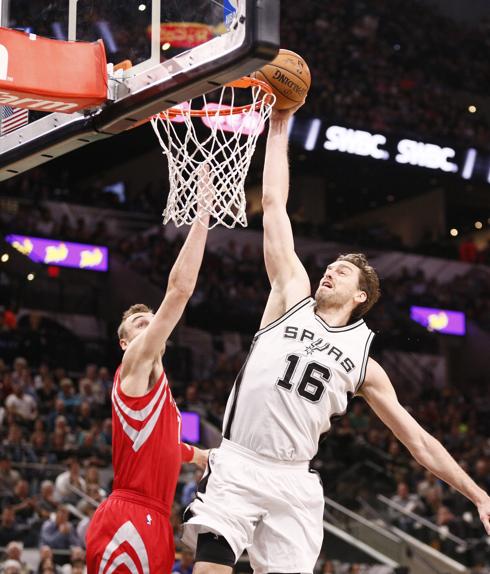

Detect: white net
150,81,275,229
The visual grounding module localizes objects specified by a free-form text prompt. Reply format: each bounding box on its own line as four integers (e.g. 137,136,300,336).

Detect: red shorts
86,489,174,574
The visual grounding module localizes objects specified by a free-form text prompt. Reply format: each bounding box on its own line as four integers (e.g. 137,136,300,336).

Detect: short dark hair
336,253,380,320
117,304,153,340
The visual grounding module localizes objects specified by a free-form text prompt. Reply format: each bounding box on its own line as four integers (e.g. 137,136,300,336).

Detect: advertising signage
181,411,200,443
288,118,490,184
410,305,466,336
6,234,109,272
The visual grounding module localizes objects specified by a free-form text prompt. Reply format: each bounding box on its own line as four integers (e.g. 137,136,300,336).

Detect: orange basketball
252,49,311,110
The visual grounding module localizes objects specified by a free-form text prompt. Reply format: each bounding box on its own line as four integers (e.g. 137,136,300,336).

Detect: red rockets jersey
111,366,182,510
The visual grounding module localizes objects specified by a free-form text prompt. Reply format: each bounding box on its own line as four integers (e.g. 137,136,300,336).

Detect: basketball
251,49,311,110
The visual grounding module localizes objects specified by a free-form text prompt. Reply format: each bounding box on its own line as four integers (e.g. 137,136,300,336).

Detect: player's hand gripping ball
252,48,311,110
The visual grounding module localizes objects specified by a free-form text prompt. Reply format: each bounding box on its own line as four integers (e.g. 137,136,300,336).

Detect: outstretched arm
360,358,490,535
260,105,310,329
121,171,212,391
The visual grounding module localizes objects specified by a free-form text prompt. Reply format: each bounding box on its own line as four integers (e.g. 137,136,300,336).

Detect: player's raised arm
360,358,490,535
120,169,212,394
260,105,311,328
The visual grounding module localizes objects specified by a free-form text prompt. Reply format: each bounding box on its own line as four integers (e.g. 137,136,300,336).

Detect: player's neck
315,305,352,328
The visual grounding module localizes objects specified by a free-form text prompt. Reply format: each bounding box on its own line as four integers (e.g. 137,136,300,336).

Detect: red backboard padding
0,27,107,113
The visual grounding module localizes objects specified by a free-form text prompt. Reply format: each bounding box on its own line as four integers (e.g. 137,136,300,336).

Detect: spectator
39,507,81,561
30,429,51,462
2,425,37,464
47,400,74,433
36,481,59,521
11,358,28,385
0,507,22,546
2,541,32,574
68,560,84,574
5,383,38,426
2,559,22,574
85,466,105,493
62,547,85,574
74,402,93,432
54,461,86,504
52,417,76,449
94,419,112,457
5,480,38,527
36,377,58,416
432,505,468,556
0,452,21,498
57,379,80,413
390,481,423,531
36,547,57,574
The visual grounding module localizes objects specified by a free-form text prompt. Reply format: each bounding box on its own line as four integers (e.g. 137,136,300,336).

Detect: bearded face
314,261,366,314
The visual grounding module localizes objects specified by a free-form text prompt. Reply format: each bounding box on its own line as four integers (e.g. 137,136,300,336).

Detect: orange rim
158,76,274,119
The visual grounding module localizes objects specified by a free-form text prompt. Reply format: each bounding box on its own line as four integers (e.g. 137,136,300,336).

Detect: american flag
0,105,29,135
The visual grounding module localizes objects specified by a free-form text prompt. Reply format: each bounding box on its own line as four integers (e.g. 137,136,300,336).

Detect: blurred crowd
2,202,490,350
318,387,490,567
1,199,489,572
117,228,490,338
0,356,205,572
2,173,490,266
1,344,489,571
282,0,490,151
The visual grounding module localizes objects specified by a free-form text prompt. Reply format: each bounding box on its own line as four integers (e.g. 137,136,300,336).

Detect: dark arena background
1,0,490,572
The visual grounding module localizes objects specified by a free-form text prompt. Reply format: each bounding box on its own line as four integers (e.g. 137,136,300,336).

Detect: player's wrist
473,490,490,507
269,115,290,129
181,442,195,463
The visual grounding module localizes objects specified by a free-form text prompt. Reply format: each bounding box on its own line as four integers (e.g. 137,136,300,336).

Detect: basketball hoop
151,77,275,229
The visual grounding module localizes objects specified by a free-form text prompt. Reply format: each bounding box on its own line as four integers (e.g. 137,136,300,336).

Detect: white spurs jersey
222,297,374,462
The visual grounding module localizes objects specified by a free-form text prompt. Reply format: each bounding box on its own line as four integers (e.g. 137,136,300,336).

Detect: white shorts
182,438,324,573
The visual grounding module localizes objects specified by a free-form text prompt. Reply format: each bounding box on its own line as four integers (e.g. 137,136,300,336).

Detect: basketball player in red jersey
86,190,211,573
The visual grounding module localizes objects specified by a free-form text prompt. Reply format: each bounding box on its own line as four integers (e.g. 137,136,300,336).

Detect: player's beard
314,285,349,312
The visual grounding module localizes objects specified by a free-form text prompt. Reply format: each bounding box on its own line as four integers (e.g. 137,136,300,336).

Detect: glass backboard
0,0,279,179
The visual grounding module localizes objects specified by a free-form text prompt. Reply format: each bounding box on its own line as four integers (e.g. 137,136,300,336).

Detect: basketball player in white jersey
182,105,490,572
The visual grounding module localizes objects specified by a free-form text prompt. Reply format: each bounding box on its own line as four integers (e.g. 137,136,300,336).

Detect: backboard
0,0,279,179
